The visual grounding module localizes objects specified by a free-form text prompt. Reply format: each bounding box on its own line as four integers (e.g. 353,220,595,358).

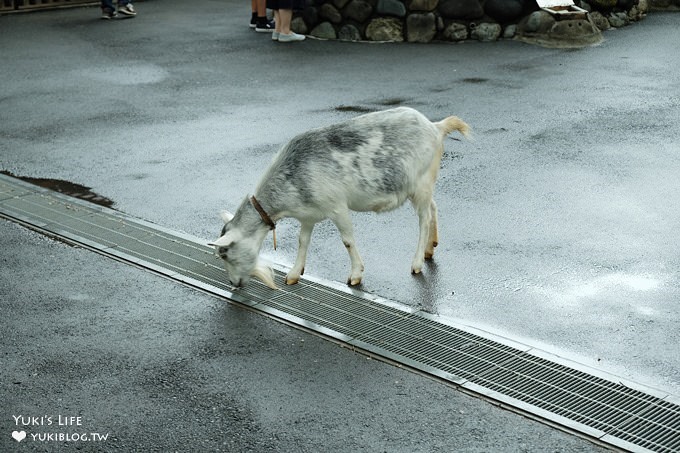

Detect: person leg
250,0,259,28
277,8,291,34
276,9,305,41
101,0,115,14
254,0,275,32
256,0,267,17
273,10,281,33
270,10,280,39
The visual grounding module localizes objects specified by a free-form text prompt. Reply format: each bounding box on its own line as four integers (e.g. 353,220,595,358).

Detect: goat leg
286,221,315,285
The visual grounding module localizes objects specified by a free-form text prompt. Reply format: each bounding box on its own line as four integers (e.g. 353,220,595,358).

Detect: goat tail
435,116,471,139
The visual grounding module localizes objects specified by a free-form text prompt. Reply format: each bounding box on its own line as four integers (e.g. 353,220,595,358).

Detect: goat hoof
411,267,422,275
285,276,300,285
424,251,434,260
347,277,362,286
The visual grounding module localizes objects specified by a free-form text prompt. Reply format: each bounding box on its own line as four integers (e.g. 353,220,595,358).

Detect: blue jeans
101,0,130,12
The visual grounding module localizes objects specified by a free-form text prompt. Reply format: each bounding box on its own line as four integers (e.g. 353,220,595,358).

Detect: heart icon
12,431,26,442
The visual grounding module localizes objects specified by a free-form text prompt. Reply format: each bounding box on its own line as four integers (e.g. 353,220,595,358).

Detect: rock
301,6,318,26
311,21,338,38
608,11,630,26
438,0,484,19
589,0,617,9
409,0,438,11
344,0,374,22
291,16,309,34
338,23,363,40
442,21,468,40
365,17,404,41
406,12,437,41
484,0,525,22
589,10,611,30
470,22,502,41
523,10,555,33
320,3,343,23
637,0,649,13
503,23,517,38
377,0,407,16
333,0,351,8
628,5,641,20
617,0,637,9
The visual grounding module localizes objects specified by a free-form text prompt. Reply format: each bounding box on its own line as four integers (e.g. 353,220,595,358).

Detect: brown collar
250,195,276,250
250,195,276,230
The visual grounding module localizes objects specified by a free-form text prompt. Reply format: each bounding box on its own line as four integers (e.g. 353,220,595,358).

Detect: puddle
334,98,411,113
335,105,375,113
377,97,408,106
1,171,114,208
461,77,489,84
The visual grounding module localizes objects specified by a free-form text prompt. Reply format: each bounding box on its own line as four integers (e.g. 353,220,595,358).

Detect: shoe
118,3,136,16
249,17,257,29
255,20,275,33
272,31,279,41
101,9,117,19
277,32,305,42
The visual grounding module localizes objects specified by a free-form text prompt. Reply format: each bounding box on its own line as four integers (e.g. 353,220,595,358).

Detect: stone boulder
617,0,638,9
366,17,404,40
320,3,343,23
311,21,338,38
438,0,484,19
406,12,437,41
377,0,408,16
608,11,630,26
338,23,363,40
409,0,438,11
470,22,502,41
344,0,374,22
291,16,309,34
522,10,555,33
589,0,617,9
301,6,318,27
589,10,611,29
442,21,468,40
484,0,526,22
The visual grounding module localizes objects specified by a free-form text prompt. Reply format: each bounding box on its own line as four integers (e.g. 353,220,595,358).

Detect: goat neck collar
250,195,275,230
250,195,277,250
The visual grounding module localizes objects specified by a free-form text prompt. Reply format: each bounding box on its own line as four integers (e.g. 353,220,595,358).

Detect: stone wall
291,0,651,45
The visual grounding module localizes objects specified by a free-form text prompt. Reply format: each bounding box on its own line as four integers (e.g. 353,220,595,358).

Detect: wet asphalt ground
1,1,679,451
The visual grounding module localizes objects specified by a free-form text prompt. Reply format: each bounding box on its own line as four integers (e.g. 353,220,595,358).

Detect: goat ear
208,231,235,248
220,210,234,224
251,262,278,290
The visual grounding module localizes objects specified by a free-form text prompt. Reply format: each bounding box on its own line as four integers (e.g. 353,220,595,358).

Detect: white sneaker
277,32,305,43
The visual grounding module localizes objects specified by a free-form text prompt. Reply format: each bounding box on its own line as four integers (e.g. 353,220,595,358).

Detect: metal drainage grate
1,172,679,453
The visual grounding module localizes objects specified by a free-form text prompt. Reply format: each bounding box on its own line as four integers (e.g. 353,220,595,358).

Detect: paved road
1,1,678,451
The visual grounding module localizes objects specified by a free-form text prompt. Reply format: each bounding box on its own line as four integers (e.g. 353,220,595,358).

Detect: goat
210,107,470,289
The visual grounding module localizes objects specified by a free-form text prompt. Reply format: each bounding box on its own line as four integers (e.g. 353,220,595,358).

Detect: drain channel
1,173,679,453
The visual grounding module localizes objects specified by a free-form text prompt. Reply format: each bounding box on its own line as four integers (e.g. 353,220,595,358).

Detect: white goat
210,107,470,289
